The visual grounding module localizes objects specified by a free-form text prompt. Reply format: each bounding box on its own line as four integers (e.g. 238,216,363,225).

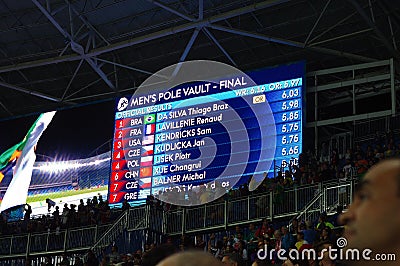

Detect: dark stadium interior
0,0,399,119
0,0,400,266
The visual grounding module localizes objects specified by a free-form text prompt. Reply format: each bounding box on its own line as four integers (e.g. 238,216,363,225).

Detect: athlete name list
109,101,231,205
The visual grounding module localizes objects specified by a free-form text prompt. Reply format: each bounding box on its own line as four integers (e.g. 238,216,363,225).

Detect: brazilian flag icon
144,113,156,124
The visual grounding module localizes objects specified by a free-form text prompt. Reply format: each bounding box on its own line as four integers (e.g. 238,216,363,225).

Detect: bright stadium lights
34,158,110,173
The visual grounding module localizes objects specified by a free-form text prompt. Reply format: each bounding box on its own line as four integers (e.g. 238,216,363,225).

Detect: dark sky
0,100,116,160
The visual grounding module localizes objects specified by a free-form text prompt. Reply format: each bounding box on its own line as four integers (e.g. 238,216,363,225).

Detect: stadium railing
163,178,356,235
0,178,356,260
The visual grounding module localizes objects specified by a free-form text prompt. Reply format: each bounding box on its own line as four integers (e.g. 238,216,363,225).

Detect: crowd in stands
2,130,399,232
0,195,113,236
38,210,341,266
250,130,400,195
2,129,400,265
21,210,343,265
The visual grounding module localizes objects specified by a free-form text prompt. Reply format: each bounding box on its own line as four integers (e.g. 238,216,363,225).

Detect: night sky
0,100,116,160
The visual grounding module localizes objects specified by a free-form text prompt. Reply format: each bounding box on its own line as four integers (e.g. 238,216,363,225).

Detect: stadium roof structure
0,0,399,120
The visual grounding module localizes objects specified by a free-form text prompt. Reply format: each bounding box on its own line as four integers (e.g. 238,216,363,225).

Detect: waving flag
0,132,32,181
0,111,56,213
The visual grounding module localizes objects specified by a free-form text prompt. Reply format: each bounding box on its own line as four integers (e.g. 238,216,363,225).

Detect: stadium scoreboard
109,61,305,207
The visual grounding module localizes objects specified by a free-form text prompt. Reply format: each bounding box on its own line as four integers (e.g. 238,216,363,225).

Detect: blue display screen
109,61,305,207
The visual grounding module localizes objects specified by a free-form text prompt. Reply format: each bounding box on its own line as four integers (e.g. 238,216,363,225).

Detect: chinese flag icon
140,167,152,177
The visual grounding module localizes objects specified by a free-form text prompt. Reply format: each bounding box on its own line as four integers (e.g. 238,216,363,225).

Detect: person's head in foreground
156,250,223,266
251,258,268,266
221,253,242,266
282,257,309,266
339,158,400,265
141,244,178,266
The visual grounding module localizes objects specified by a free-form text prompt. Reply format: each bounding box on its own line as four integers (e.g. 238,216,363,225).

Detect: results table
109,74,303,207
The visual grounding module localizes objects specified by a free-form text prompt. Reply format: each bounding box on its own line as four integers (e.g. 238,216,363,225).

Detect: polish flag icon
140,156,153,167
